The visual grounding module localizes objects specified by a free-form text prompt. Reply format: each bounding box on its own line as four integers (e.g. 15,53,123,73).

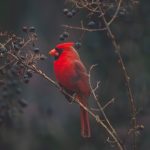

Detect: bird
49,42,91,137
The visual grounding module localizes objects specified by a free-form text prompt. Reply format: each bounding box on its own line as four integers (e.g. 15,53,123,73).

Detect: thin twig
62,24,107,32
102,98,115,110
4,37,13,46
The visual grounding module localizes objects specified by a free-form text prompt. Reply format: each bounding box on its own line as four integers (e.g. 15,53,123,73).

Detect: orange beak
49,49,59,57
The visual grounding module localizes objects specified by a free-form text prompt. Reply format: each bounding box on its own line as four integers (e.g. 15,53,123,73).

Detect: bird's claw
71,93,77,103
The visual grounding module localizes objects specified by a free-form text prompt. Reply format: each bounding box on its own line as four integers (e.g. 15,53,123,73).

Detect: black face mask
54,47,63,60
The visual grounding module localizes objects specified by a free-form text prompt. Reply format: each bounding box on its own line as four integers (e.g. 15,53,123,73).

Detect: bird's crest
56,42,74,49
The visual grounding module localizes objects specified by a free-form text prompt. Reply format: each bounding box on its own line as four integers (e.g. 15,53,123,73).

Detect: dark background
0,0,150,150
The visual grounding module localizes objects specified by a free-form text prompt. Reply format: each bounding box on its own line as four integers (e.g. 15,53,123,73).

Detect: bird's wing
71,60,89,83
72,60,90,97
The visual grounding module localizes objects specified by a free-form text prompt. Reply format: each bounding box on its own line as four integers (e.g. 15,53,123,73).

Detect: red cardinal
49,42,91,137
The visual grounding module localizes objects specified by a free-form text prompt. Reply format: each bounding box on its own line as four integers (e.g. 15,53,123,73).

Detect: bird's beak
49,49,58,57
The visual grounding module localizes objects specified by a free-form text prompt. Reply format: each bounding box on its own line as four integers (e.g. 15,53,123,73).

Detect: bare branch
88,64,125,149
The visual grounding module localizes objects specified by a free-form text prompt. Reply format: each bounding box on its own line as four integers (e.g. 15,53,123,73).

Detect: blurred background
0,0,150,150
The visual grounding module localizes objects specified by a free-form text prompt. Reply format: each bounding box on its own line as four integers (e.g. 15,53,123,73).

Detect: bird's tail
78,96,91,138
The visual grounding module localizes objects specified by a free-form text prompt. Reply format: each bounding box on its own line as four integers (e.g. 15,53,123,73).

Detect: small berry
33,47,40,53
71,9,77,16
67,12,73,18
63,31,69,38
22,26,28,33
0,47,7,53
63,8,69,15
59,34,65,41
18,99,28,108
14,44,20,51
119,9,126,16
24,74,28,78
75,42,82,49
26,70,33,78
29,26,36,32
87,21,96,28
40,54,46,60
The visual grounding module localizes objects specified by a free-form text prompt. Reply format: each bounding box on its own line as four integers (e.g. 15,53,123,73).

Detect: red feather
49,42,91,137
56,42,75,49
